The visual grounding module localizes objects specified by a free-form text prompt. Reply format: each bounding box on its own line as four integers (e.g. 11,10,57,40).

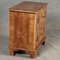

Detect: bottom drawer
36,35,46,49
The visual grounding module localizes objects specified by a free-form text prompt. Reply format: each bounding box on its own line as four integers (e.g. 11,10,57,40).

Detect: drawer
38,7,47,18
40,8,45,17
37,17,45,31
36,16,46,44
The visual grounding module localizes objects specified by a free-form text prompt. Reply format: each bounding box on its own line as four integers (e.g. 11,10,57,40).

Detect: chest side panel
14,12,36,51
14,12,29,50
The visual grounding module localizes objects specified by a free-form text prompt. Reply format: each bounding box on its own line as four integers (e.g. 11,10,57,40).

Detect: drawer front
38,6,47,18
36,16,46,47
36,6,47,47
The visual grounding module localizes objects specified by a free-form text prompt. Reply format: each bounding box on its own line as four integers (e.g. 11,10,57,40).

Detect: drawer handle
36,36,38,41
38,17,40,23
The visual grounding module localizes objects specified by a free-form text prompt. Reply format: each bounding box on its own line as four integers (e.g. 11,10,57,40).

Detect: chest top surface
10,1,47,13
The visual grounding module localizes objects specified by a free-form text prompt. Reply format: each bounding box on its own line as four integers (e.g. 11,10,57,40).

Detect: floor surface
0,25,60,60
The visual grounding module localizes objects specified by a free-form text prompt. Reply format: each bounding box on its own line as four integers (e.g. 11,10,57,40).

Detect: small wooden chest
9,1,48,58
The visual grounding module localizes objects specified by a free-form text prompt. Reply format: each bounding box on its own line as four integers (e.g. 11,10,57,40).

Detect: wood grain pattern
36,6,47,48
10,1,47,13
9,12,15,55
9,1,48,58
14,12,29,50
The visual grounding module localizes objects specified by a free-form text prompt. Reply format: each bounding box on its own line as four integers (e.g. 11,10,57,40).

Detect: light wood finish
9,1,48,58
10,1,47,13
29,51,37,58
9,12,15,55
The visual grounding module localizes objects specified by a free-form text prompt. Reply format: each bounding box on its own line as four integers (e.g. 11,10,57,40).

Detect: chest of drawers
9,1,48,58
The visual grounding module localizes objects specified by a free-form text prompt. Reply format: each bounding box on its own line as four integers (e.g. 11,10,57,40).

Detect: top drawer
37,6,47,18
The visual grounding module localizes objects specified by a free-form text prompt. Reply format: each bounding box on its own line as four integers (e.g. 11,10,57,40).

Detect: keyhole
36,36,38,41
38,17,40,23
